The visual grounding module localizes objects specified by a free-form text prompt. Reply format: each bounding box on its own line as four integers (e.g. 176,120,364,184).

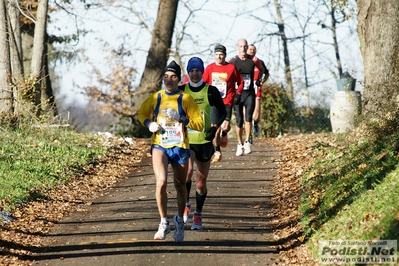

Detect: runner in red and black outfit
247,44,269,142
203,44,244,162
229,38,264,156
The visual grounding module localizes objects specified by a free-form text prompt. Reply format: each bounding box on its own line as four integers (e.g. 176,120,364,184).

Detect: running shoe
183,203,191,224
212,151,222,163
173,215,184,242
191,212,203,230
254,122,260,137
220,134,228,148
244,141,252,154
249,134,253,144
236,143,244,156
154,222,170,240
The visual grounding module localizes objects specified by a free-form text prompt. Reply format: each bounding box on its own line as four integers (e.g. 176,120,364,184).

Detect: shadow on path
33,139,280,266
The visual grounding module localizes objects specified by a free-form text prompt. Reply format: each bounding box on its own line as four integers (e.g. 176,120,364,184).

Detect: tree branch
14,0,35,24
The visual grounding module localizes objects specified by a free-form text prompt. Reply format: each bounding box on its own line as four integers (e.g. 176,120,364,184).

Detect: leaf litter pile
267,134,323,265
0,134,326,265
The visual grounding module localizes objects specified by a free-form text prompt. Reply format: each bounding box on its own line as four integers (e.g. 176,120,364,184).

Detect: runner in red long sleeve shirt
203,44,244,162
247,44,269,140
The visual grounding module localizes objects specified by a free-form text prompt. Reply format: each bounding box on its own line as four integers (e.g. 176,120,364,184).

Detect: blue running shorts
152,145,190,165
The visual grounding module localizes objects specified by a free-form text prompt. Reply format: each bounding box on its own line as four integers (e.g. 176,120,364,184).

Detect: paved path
34,139,280,266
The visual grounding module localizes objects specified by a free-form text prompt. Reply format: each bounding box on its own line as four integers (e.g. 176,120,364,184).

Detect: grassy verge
308,167,399,248
299,127,399,263
0,127,106,212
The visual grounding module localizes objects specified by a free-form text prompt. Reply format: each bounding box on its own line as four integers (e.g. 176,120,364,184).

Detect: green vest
185,84,211,144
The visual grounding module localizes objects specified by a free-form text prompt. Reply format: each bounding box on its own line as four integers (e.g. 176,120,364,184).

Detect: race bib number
242,74,251,90
159,119,184,145
211,72,228,98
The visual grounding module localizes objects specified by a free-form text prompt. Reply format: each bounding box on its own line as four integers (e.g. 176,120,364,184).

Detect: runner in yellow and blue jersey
138,60,203,242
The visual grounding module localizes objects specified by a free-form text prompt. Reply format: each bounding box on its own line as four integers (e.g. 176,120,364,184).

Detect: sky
48,0,363,109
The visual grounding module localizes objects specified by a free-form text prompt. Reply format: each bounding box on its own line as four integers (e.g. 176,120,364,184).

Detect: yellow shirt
138,89,203,149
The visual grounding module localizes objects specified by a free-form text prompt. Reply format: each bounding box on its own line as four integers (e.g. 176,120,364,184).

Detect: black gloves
205,126,217,141
234,93,241,105
255,79,262,87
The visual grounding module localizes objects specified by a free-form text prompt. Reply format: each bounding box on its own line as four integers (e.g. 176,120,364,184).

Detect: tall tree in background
274,0,293,97
134,0,179,113
171,0,210,74
357,0,399,119
327,0,343,78
290,0,320,109
319,0,357,78
31,0,55,116
0,0,12,114
8,0,23,112
0,0,56,118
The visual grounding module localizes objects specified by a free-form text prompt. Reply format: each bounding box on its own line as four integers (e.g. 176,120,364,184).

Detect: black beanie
214,44,227,55
164,60,182,81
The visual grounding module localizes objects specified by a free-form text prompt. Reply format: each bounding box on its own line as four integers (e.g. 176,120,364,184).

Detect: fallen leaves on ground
0,137,151,266
266,133,330,265
0,134,325,265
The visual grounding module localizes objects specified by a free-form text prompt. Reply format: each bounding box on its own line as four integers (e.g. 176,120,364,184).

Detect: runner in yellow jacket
138,60,203,243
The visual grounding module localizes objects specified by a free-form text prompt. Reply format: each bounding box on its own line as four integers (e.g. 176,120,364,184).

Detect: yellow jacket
138,89,204,149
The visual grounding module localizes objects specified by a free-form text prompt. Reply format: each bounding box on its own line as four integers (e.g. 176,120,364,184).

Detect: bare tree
70,0,216,133
0,0,57,119
357,0,399,118
66,0,179,133
171,0,211,72
319,0,355,78
8,0,24,112
8,1,23,82
291,0,321,109
133,0,179,114
0,0,12,114
274,0,294,97
31,0,52,116
327,0,343,77
247,0,359,100
82,48,137,123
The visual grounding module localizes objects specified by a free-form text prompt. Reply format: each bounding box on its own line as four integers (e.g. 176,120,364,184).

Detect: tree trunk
8,0,23,77
30,0,49,115
330,1,343,78
8,0,24,113
274,0,293,97
22,32,34,77
0,0,13,114
357,0,399,118
134,0,179,114
43,39,57,115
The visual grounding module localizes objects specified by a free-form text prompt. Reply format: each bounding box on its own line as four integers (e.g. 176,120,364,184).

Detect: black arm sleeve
208,85,227,127
261,60,269,81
